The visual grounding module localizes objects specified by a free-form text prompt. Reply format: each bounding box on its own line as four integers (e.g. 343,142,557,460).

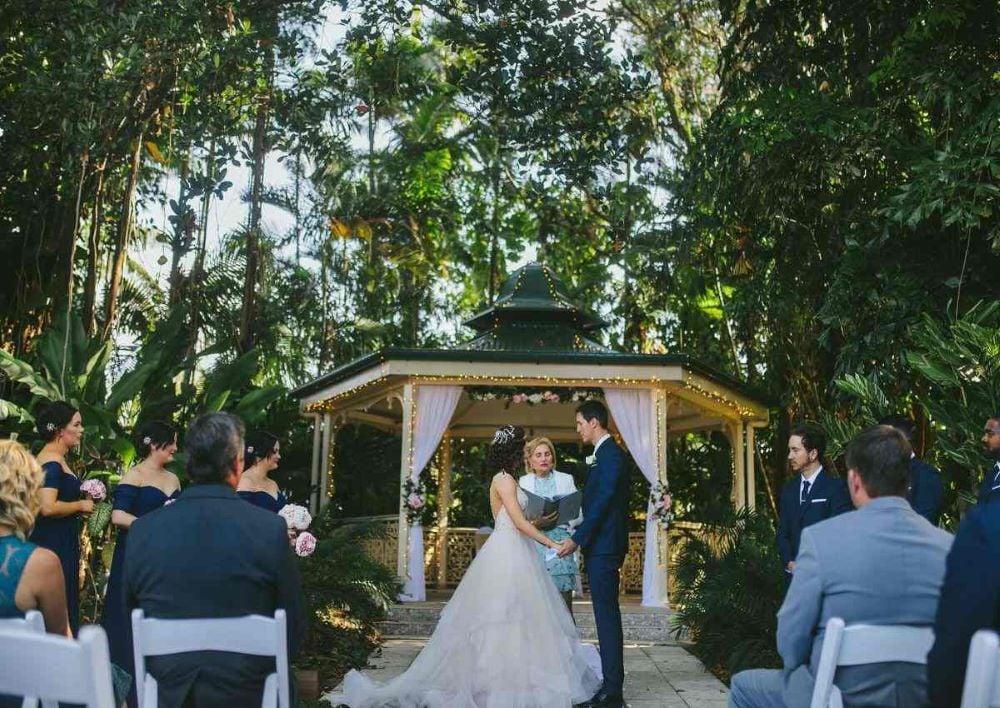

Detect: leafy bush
670,506,785,681
295,516,400,690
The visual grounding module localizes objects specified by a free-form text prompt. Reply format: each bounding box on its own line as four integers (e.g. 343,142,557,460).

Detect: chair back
960,630,1000,708
810,617,936,708
0,609,45,635
0,625,116,707
131,609,289,708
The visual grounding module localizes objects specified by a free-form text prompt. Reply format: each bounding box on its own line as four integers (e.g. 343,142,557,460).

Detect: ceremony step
380,598,676,643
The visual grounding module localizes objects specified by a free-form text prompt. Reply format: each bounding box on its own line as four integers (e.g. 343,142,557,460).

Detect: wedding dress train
332,486,602,707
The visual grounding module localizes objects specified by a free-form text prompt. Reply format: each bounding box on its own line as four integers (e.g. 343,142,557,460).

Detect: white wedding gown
332,483,603,707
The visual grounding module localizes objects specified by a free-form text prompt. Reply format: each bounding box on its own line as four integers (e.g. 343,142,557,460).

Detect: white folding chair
131,609,289,708
0,625,116,707
810,617,936,708
0,609,45,635
960,630,1000,708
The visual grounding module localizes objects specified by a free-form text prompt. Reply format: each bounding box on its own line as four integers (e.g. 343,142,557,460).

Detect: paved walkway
326,638,729,707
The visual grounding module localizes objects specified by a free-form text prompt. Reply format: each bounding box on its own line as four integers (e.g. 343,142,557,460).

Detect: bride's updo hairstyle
487,424,526,474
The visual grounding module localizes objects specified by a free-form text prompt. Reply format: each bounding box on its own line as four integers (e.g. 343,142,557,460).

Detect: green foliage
671,506,785,679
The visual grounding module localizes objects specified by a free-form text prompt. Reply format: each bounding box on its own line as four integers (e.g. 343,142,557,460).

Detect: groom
558,400,629,708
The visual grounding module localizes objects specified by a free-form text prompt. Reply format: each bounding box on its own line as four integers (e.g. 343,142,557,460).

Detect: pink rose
407,493,424,509
80,479,107,501
511,393,527,404
295,532,317,557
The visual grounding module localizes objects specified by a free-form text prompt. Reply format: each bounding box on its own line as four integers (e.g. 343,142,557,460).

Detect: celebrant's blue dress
102,484,179,708
237,489,287,513
532,473,579,592
29,461,82,635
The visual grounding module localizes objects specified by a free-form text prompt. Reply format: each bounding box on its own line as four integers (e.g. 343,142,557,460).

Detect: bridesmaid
236,431,286,513
30,401,93,636
519,436,582,618
101,420,180,708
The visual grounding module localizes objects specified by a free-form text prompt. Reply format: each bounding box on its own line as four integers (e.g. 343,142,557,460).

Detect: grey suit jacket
778,496,952,707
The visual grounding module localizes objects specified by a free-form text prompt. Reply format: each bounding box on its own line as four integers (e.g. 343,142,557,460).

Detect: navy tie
801,480,811,504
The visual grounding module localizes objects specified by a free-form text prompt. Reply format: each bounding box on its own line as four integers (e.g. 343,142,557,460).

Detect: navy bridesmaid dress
101,484,179,708
29,461,82,635
237,489,287,513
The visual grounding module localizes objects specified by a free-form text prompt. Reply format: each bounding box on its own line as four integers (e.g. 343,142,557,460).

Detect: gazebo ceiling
291,261,771,429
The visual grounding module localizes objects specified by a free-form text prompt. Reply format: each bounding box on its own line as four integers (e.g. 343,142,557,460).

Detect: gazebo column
437,432,452,589
397,383,415,580
319,412,336,511
746,423,757,510
727,420,747,509
309,413,323,515
655,389,670,600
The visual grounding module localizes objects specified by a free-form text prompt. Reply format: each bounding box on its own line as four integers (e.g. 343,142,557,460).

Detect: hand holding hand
556,538,578,558
786,561,796,573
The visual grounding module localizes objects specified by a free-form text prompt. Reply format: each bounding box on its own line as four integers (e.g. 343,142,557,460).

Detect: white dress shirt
800,466,822,503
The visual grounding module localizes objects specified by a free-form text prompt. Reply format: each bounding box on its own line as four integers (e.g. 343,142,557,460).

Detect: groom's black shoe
589,689,625,707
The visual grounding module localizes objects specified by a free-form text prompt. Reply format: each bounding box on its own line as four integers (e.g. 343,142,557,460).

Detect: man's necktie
801,480,811,504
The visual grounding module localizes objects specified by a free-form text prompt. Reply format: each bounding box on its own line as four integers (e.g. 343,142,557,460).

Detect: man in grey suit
729,425,953,707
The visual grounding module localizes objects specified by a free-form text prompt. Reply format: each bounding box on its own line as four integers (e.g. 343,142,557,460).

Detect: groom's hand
557,539,578,558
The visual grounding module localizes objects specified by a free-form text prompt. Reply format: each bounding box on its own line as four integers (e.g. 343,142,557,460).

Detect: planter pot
296,669,321,700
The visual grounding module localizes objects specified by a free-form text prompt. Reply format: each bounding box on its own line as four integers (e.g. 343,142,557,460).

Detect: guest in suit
124,412,306,707
976,414,1000,505
776,422,852,580
520,436,582,617
102,420,181,708
730,425,953,708
927,497,1000,707
236,431,287,513
879,416,944,525
557,400,630,708
29,401,93,635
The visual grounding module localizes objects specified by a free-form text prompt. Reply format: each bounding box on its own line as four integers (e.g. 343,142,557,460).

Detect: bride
332,424,602,707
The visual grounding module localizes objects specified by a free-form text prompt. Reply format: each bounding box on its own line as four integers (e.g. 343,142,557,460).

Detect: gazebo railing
337,515,712,598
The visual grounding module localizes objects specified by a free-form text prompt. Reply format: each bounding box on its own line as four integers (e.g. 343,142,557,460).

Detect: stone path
326,639,729,707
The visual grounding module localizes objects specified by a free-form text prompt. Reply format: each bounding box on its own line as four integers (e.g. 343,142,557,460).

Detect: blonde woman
0,439,69,635
520,436,582,616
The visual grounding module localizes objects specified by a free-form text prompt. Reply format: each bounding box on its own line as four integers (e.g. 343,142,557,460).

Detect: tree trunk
102,134,143,341
167,151,191,305
82,162,107,336
239,45,273,354
59,154,90,312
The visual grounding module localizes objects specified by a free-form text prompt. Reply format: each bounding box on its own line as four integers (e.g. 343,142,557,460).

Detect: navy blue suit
908,457,944,525
928,500,1000,707
776,469,852,571
572,437,630,699
124,484,306,707
976,461,1000,505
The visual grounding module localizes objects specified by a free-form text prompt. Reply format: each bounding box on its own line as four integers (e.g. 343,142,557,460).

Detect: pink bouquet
80,479,107,501
649,482,673,528
294,531,317,557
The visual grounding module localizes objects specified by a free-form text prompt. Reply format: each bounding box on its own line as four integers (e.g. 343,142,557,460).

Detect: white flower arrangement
278,503,312,531
402,478,426,525
649,481,673,529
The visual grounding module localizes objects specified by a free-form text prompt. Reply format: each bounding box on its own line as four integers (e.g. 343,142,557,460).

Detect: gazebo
291,262,768,607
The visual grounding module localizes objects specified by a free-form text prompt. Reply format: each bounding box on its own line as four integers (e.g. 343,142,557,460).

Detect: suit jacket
519,470,582,531
907,457,943,525
778,497,953,707
123,484,306,708
776,468,852,568
571,438,630,558
928,500,1000,708
976,461,1000,505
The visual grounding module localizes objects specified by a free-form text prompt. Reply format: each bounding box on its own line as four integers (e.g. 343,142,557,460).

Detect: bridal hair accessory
492,425,516,446
46,423,56,431
247,445,255,454
142,436,151,445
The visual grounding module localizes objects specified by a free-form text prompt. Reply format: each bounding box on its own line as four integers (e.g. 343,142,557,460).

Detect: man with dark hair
976,414,1000,504
879,415,943,525
776,422,851,580
124,412,306,707
730,425,953,707
556,399,629,707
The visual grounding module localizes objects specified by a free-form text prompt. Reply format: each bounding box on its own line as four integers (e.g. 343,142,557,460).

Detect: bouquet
278,504,317,557
401,478,425,525
649,481,673,528
80,478,107,501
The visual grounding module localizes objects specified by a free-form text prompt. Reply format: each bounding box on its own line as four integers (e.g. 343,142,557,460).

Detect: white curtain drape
400,385,463,602
602,388,669,608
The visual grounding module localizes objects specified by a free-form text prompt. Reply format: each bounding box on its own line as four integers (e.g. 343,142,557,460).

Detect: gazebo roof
291,262,769,431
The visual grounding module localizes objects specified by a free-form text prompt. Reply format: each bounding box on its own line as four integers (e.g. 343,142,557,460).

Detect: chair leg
261,673,278,708
143,675,158,708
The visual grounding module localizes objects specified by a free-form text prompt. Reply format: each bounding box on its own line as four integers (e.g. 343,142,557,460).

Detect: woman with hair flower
237,431,287,513
101,419,180,708
29,400,92,635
